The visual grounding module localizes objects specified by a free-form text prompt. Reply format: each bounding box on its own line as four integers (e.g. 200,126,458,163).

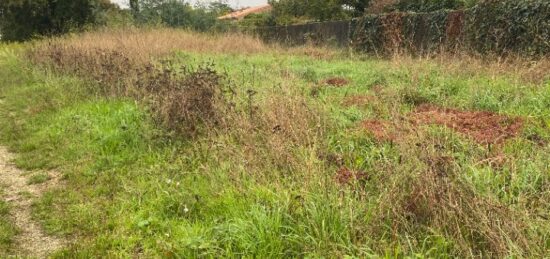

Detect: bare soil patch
362,104,524,144
410,104,524,144
362,120,399,142
342,95,377,107
0,147,65,258
323,77,349,87
335,167,369,186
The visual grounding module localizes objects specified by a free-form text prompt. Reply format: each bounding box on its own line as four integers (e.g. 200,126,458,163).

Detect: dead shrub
323,77,350,87
135,63,233,137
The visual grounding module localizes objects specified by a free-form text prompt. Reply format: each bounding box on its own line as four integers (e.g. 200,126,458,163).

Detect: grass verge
0,187,18,256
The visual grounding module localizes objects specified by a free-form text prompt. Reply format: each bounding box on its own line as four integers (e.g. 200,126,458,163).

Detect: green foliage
392,0,470,12
0,0,117,42
465,0,550,55
27,173,52,185
269,0,371,24
353,0,550,55
238,13,276,30
130,0,226,31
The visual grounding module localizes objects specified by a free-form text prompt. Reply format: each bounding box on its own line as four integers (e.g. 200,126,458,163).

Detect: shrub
0,0,118,42
135,62,234,137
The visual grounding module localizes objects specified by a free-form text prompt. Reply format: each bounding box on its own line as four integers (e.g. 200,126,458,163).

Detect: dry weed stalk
369,130,535,257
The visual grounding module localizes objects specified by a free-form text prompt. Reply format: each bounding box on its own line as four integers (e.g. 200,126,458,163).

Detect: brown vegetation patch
136,63,232,136
323,77,350,87
365,134,535,257
362,105,524,144
410,104,524,144
342,95,377,107
335,167,369,186
362,120,398,142
446,10,465,44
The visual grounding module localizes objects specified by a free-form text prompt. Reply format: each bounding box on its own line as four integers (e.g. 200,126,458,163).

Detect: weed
27,173,51,185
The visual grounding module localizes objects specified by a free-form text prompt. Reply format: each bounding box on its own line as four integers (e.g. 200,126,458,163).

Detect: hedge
352,0,550,55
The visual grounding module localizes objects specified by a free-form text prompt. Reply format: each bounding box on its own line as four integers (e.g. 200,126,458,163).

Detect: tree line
0,0,480,42
0,0,232,42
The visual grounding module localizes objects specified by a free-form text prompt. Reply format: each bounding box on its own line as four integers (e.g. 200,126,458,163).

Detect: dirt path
0,146,64,258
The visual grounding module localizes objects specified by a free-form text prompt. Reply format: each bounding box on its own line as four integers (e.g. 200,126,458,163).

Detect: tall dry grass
386,51,550,84
31,28,340,64
39,28,269,62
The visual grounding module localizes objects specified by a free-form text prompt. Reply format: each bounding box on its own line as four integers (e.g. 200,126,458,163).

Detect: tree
129,0,224,31
268,0,371,24
391,0,472,12
341,0,372,17
130,0,140,15
208,1,233,16
0,0,115,41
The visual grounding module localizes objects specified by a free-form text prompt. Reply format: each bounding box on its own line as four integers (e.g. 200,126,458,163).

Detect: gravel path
0,146,64,258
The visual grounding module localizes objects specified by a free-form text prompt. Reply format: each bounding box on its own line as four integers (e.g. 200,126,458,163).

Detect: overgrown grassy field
0,29,549,257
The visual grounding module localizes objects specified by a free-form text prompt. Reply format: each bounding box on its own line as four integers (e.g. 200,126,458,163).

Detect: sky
112,0,268,8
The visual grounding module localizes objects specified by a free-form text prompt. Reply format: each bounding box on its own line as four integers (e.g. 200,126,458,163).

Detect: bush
392,0,470,12
135,62,233,137
0,0,117,42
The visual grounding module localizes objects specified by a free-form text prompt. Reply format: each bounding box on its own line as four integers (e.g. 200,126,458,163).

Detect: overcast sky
112,0,268,8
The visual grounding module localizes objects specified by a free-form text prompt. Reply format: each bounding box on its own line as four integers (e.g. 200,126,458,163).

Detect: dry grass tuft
229,88,327,179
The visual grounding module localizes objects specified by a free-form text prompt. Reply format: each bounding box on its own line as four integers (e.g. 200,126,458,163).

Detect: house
217,4,272,20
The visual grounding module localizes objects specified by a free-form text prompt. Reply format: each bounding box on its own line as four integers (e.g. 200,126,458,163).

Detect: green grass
0,187,18,256
0,41,549,258
27,173,52,185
